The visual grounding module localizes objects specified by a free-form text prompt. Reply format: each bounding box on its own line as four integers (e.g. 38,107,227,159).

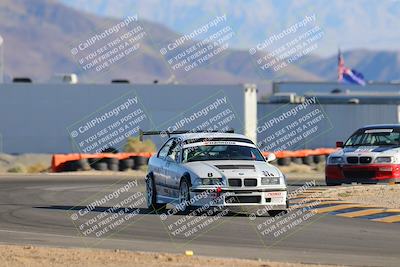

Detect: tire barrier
119,158,134,171
277,157,291,166
52,148,337,172
291,157,303,165
92,161,108,171
262,148,337,167
132,156,148,170
102,157,119,171
313,154,326,164
302,156,314,166
58,159,90,172
52,153,152,172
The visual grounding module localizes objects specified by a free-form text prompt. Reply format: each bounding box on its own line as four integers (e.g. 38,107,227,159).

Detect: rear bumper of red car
325,164,400,184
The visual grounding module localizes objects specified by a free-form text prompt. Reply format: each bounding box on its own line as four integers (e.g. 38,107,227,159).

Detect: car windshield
182,144,265,162
345,129,400,146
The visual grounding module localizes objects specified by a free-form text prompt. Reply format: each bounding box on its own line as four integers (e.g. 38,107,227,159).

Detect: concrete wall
0,84,249,153
2,81,398,153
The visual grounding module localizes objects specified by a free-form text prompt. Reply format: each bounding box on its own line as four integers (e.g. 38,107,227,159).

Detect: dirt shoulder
0,244,343,267
324,184,400,209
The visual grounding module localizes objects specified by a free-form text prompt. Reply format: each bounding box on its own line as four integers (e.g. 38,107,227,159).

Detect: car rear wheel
146,175,166,211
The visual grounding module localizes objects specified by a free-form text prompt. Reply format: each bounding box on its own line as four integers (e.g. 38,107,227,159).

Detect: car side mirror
336,141,344,148
266,153,276,163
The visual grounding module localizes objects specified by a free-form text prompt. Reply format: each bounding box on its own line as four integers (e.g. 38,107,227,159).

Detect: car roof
359,124,400,130
174,132,251,141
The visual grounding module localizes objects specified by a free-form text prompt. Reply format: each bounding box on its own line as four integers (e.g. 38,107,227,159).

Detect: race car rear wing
139,129,234,141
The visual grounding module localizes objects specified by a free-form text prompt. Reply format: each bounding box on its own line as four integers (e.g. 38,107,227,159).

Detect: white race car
326,124,400,185
144,131,288,216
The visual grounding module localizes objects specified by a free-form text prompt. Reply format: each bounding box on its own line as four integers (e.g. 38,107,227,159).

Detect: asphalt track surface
0,174,399,267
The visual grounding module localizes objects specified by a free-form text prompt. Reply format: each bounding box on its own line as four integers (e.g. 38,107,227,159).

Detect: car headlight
374,156,393,163
197,178,223,185
261,177,280,185
328,156,344,165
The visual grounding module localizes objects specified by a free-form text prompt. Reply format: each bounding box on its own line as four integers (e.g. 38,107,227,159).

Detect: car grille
343,170,375,179
244,178,257,186
228,179,242,187
360,157,372,164
225,195,261,204
228,178,258,187
347,157,359,164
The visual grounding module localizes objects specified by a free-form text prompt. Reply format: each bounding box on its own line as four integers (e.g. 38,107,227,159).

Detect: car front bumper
189,188,288,211
326,164,400,184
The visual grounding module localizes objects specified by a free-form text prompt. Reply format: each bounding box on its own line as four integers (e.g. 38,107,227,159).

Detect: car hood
331,145,400,157
183,160,282,178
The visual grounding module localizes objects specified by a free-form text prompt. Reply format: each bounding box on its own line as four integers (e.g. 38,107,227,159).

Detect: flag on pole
337,49,366,86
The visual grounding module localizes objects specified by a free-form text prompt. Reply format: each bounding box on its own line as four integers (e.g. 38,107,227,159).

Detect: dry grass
26,163,49,173
0,154,51,173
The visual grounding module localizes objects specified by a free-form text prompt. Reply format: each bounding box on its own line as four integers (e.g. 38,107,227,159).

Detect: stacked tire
104,157,119,171
132,155,149,170
277,157,291,166
276,155,328,166
60,159,90,172
88,158,108,171
57,155,150,172
119,157,134,171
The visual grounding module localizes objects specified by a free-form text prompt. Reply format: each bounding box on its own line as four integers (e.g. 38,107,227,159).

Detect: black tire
60,161,78,172
132,156,148,170
325,177,341,186
87,158,99,167
178,177,191,214
313,155,326,164
302,156,314,165
101,157,119,171
78,159,91,171
104,157,119,165
277,157,291,166
268,210,287,217
108,163,119,172
146,175,166,210
291,157,303,165
92,162,108,171
62,159,90,172
119,158,134,171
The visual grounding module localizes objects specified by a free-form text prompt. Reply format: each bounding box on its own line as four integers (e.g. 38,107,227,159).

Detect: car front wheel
268,210,287,217
325,177,341,186
178,177,191,214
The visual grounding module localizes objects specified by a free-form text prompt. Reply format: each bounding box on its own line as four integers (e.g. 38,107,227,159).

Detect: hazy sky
61,0,400,57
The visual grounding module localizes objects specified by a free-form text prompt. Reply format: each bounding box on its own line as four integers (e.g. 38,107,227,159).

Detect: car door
152,138,174,197
165,139,183,199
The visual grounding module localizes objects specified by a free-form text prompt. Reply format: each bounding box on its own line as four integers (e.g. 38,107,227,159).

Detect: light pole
0,35,3,83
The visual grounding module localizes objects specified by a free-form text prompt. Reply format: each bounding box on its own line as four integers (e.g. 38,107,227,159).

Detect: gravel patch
0,244,345,267
324,184,400,209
